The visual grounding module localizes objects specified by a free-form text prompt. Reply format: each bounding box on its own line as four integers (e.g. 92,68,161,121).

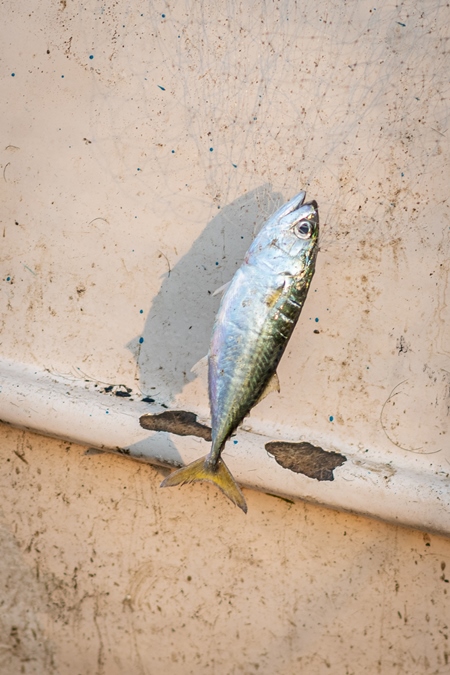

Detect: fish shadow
128,184,283,406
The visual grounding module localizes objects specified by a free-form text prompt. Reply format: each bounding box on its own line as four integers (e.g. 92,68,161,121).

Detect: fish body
161,191,319,512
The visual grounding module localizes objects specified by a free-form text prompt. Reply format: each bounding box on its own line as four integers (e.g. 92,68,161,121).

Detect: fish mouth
306,199,318,211
293,195,318,213
294,191,306,209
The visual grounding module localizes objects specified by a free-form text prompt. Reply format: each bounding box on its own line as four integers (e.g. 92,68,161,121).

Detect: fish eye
296,220,312,239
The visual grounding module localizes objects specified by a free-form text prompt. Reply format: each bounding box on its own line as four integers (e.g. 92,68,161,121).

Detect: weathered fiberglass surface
2,0,448,476
1,0,450,671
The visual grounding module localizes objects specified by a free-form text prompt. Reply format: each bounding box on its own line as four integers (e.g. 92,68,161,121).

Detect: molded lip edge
0,358,448,536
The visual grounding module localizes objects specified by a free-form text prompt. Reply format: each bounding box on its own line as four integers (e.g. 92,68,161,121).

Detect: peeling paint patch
139,410,212,440
265,441,346,481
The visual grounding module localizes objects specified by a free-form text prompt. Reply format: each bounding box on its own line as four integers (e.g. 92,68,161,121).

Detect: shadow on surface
128,184,282,404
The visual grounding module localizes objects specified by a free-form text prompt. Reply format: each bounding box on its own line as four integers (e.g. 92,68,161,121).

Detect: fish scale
161,191,319,513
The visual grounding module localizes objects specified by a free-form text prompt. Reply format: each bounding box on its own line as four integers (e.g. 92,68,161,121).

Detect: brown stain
265,441,346,481
139,410,212,441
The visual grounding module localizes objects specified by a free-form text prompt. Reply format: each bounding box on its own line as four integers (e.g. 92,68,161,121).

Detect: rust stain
265,441,346,481
139,410,212,440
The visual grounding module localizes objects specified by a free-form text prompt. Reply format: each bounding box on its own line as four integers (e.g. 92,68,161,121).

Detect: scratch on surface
93,595,105,675
379,380,443,454
88,217,109,226
13,450,29,464
157,250,171,277
3,162,10,182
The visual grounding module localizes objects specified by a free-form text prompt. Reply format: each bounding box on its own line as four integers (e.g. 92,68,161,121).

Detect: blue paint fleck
137,167,141,171
6,276,11,281
233,440,238,444
209,147,213,152
171,149,175,153
329,415,334,422
161,13,165,17
11,73,15,77
139,337,144,344
89,54,94,60
401,172,404,177
232,163,237,168
157,85,165,90
215,261,219,266
315,317,319,322
61,75,64,78
397,21,406,26
139,309,143,314
106,410,109,414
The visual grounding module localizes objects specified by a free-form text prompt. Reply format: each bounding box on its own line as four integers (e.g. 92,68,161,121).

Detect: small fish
161,191,319,512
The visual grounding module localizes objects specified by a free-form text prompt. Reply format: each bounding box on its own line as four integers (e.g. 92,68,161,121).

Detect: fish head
247,192,319,268
277,197,319,258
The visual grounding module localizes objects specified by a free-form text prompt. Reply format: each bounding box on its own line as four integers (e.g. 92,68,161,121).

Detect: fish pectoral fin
256,372,280,405
265,280,286,308
160,456,247,513
212,280,232,297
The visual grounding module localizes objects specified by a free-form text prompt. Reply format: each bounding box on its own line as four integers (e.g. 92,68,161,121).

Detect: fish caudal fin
160,456,247,513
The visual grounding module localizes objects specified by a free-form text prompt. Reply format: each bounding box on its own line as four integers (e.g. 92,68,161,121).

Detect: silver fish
161,191,319,512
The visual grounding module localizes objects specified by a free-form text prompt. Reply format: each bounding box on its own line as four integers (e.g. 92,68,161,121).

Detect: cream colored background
2,423,450,675
1,0,450,671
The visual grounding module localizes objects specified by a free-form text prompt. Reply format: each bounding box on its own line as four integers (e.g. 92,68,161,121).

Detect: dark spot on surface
265,441,346,481
140,410,212,440
141,396,155,403
114,390,131,397
397,335,409,354
116,447,131,455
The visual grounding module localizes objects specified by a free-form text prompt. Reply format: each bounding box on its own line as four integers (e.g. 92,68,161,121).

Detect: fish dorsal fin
256,371,280,405
212,280,232,297
191,354,208,377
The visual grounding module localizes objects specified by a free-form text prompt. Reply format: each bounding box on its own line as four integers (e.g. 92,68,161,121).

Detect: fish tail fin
160,456,247,513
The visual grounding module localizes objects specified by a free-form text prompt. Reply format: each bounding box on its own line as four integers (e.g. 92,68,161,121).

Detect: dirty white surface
1,423,450,675
1,357,450,535
1,0,450,544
